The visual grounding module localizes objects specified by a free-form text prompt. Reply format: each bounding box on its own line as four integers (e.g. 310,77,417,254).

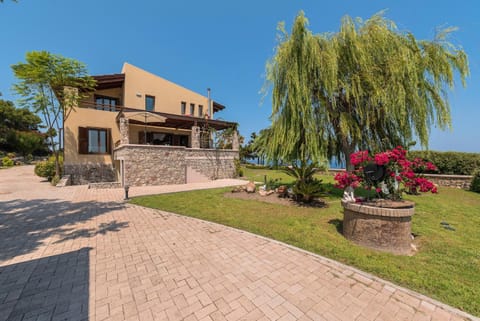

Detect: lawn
130,167,480,316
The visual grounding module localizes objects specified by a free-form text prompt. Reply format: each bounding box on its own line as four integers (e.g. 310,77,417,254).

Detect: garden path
0,166,477,321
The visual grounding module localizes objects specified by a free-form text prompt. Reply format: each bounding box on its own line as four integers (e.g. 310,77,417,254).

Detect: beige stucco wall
64,108,120,165
121,63,211,116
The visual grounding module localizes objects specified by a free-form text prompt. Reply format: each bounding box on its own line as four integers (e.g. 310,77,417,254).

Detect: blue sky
0,0,479,152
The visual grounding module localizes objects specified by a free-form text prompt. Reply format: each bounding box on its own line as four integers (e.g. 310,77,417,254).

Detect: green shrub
50,175,60,186
292,178,325,202
25,154,34,163
34,155,63,180
2,156,14,167
281,163,325,202
470,171,480,193
6,152,16,159
408,151,480,175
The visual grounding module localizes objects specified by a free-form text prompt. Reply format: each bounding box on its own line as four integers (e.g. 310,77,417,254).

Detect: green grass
130,167,480,316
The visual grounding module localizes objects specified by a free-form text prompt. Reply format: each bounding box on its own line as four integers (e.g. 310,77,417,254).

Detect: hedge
408,150,480,175
471,171,480,193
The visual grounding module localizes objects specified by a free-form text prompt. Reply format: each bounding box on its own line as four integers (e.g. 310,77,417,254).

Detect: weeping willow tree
259,12,330,167
262,11,469,169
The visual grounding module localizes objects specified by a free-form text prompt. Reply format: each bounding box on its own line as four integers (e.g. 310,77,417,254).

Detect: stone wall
114,145,239,186
323,169,473,189
115,145,187,186
422,174,473,189
64,164,116,185
186,149,237,180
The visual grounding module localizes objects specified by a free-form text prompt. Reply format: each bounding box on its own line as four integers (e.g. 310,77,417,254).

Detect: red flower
374,153,390,166
350,150,371,166
334,146,438,199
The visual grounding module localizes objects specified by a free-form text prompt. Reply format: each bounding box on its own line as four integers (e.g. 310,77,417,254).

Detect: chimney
207,88,212,119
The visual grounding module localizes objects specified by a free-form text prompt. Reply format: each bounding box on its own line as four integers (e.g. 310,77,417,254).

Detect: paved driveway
0,166,477,321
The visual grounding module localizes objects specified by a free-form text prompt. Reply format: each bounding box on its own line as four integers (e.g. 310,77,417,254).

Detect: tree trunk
341,139,355,171
48,133,61,178
54,151,60,178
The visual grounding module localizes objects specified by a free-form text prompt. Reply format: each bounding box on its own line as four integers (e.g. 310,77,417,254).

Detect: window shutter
107,128,112,153
78,127,88,154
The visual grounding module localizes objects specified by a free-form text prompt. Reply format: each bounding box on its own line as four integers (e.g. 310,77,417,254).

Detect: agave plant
282,162,325,202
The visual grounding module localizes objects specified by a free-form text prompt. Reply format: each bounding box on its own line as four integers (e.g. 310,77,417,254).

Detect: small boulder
246,181,256,193
231,186,245,193
259,189,268,196
277,185,288,198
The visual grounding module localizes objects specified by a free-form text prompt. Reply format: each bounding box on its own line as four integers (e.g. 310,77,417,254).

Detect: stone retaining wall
64,164,116,185
114,145,238,186
115,145,186,186
421,174,473,189
324,169,473,189
186,149,237,180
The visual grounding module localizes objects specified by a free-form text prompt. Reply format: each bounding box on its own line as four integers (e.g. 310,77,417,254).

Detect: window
181,102,186,115
145,95,155,112
78,127,110,154
95,95,118,111
190,103,195,116
198,105,203,117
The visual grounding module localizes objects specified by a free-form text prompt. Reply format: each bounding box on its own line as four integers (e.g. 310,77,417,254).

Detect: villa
63,63,239,186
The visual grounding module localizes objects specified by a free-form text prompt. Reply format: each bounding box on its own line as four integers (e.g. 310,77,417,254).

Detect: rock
259,190,268,196
266,190,274,196
231,186,245,193
277,185,288,197
246,181,256,193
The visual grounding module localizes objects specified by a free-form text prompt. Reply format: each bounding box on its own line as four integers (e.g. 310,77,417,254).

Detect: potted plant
334,146,438,255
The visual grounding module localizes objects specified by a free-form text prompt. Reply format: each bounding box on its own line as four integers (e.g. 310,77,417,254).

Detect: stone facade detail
64,164,117,185
191,126,201,149
114,145,238,186
119,117,129,145
232,130,240,151
342,201,415,255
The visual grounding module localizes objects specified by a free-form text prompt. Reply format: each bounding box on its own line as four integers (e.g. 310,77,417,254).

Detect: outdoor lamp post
124,185,130,200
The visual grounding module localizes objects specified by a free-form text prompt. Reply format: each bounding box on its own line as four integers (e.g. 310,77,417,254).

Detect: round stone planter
341,200,415,255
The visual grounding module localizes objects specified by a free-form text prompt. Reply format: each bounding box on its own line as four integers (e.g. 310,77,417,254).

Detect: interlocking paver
0,166,478,321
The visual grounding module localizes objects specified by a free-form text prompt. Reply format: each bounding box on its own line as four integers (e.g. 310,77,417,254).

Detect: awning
116,109,236,131
120,111,167,124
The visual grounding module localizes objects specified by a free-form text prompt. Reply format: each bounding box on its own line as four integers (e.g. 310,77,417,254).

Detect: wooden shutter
78,127,88,154
106,128,112,153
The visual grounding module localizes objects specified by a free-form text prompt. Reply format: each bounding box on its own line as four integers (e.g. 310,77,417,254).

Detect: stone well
341,200,415,255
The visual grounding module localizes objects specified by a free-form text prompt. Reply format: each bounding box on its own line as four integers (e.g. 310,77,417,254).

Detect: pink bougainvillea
334,171,361,189
335,146,438,200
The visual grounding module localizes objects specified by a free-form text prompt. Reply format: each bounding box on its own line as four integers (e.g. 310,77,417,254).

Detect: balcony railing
80,100,124,112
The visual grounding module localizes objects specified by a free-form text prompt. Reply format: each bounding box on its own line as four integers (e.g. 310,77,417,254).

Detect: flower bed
335,146,438,255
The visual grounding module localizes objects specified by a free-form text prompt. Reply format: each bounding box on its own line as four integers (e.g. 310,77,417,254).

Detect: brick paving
0,166,478,321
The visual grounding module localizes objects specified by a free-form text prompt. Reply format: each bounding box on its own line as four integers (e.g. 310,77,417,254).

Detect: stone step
56,175,71,187
88,182,122,189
